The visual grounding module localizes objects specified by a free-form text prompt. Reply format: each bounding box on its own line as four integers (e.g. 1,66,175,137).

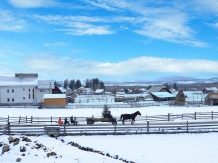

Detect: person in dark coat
70,116,76,125
108,111,113,119
64,118,70,125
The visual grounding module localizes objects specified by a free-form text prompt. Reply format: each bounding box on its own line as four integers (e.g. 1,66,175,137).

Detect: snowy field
1,106,218,163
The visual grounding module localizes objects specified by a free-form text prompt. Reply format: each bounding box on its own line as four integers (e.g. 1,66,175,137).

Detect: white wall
0,86,52,104
0,86,36,104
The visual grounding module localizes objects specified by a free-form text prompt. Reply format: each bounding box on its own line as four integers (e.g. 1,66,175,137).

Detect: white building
0,73,54,105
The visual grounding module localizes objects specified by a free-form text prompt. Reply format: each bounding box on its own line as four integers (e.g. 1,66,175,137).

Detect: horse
120,111,141,125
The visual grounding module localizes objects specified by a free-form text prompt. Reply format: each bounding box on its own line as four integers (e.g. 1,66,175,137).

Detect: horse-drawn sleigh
86,111,141,125
86,117,117,125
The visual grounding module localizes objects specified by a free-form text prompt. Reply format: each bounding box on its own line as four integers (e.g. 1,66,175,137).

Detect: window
23,88,25,91
7,89,9,93
7,98,10,102
29,89,30,92
12,89,14,93
40,89,44,92
12,98,14,102
23,97,25,100
29,94,31,99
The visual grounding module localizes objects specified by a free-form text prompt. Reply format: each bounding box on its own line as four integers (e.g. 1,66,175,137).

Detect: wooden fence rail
1,120,218,136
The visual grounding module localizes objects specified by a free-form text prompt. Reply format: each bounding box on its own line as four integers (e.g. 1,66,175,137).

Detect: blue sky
0,0,218,82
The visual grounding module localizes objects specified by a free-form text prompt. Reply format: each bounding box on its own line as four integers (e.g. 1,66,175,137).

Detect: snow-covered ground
1,106,218,163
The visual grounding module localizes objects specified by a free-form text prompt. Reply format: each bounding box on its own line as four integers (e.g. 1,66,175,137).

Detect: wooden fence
1,111,218,125
1,121,218,136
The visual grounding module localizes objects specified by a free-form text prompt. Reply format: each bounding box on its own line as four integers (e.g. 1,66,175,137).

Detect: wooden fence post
186,121,188,133
64,124,66,136
212,111,213,120
147,121,149,134
194,112,196,120
31,116,33,123
168,113,170,121
26,116,27,123
8,123,10,135
8,116,9,124
19,116,21,123
114,124,117,135
51,116,52,123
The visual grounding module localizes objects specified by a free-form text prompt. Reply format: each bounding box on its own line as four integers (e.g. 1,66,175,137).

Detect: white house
0,73,54,105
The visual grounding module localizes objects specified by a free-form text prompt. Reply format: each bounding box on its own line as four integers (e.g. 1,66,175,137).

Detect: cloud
7,0,57,8
44,42,68,47
21,54,218,80
33,15,115,35
0,10,26,32
81,0,209,47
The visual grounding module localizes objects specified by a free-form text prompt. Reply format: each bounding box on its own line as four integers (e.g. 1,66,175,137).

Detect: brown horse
120,111,141,125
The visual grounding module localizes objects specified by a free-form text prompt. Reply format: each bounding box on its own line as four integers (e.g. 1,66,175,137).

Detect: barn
43,94,66,107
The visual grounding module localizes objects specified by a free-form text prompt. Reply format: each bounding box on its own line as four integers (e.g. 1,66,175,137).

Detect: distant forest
54,78,105,91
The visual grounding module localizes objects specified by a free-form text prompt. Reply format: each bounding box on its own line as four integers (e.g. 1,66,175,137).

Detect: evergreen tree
164,83,170,89
64,79,69,89
69,80,75,90
75,79,82,89
85,79,90,88
100,81,105,89
173,82,178,90
102,105,110,118
54,81,59,87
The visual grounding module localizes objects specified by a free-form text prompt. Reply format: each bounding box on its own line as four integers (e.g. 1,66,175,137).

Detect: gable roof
150,92,175,98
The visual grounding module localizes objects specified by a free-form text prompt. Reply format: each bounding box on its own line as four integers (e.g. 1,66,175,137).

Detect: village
0,73,218,109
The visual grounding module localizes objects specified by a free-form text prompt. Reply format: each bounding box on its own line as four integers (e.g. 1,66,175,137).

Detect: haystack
175,89,186,106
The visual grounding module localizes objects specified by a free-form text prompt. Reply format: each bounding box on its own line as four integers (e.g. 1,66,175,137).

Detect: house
150,92,176,101
0,73,54,105
43,94,66,107
148,86,171,93
94,89,104,95
58,87,72,95
202,87,218,94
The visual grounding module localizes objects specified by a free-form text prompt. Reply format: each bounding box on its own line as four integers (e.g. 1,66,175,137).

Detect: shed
204,93,218,105
43,94,66,106
202,87,218,94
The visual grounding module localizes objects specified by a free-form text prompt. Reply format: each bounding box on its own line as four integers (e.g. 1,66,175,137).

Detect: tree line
54,78,105,91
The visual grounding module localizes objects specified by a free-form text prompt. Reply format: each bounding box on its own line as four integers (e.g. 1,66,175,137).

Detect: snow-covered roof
150,92,175,98
0,76,38,86
43,94,66,99
59,87,66,93
149,86,165,92
95,89,104,93
203,87,218,91
38,80,54,89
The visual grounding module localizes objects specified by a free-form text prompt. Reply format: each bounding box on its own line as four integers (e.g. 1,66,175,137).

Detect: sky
0,0,218,82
